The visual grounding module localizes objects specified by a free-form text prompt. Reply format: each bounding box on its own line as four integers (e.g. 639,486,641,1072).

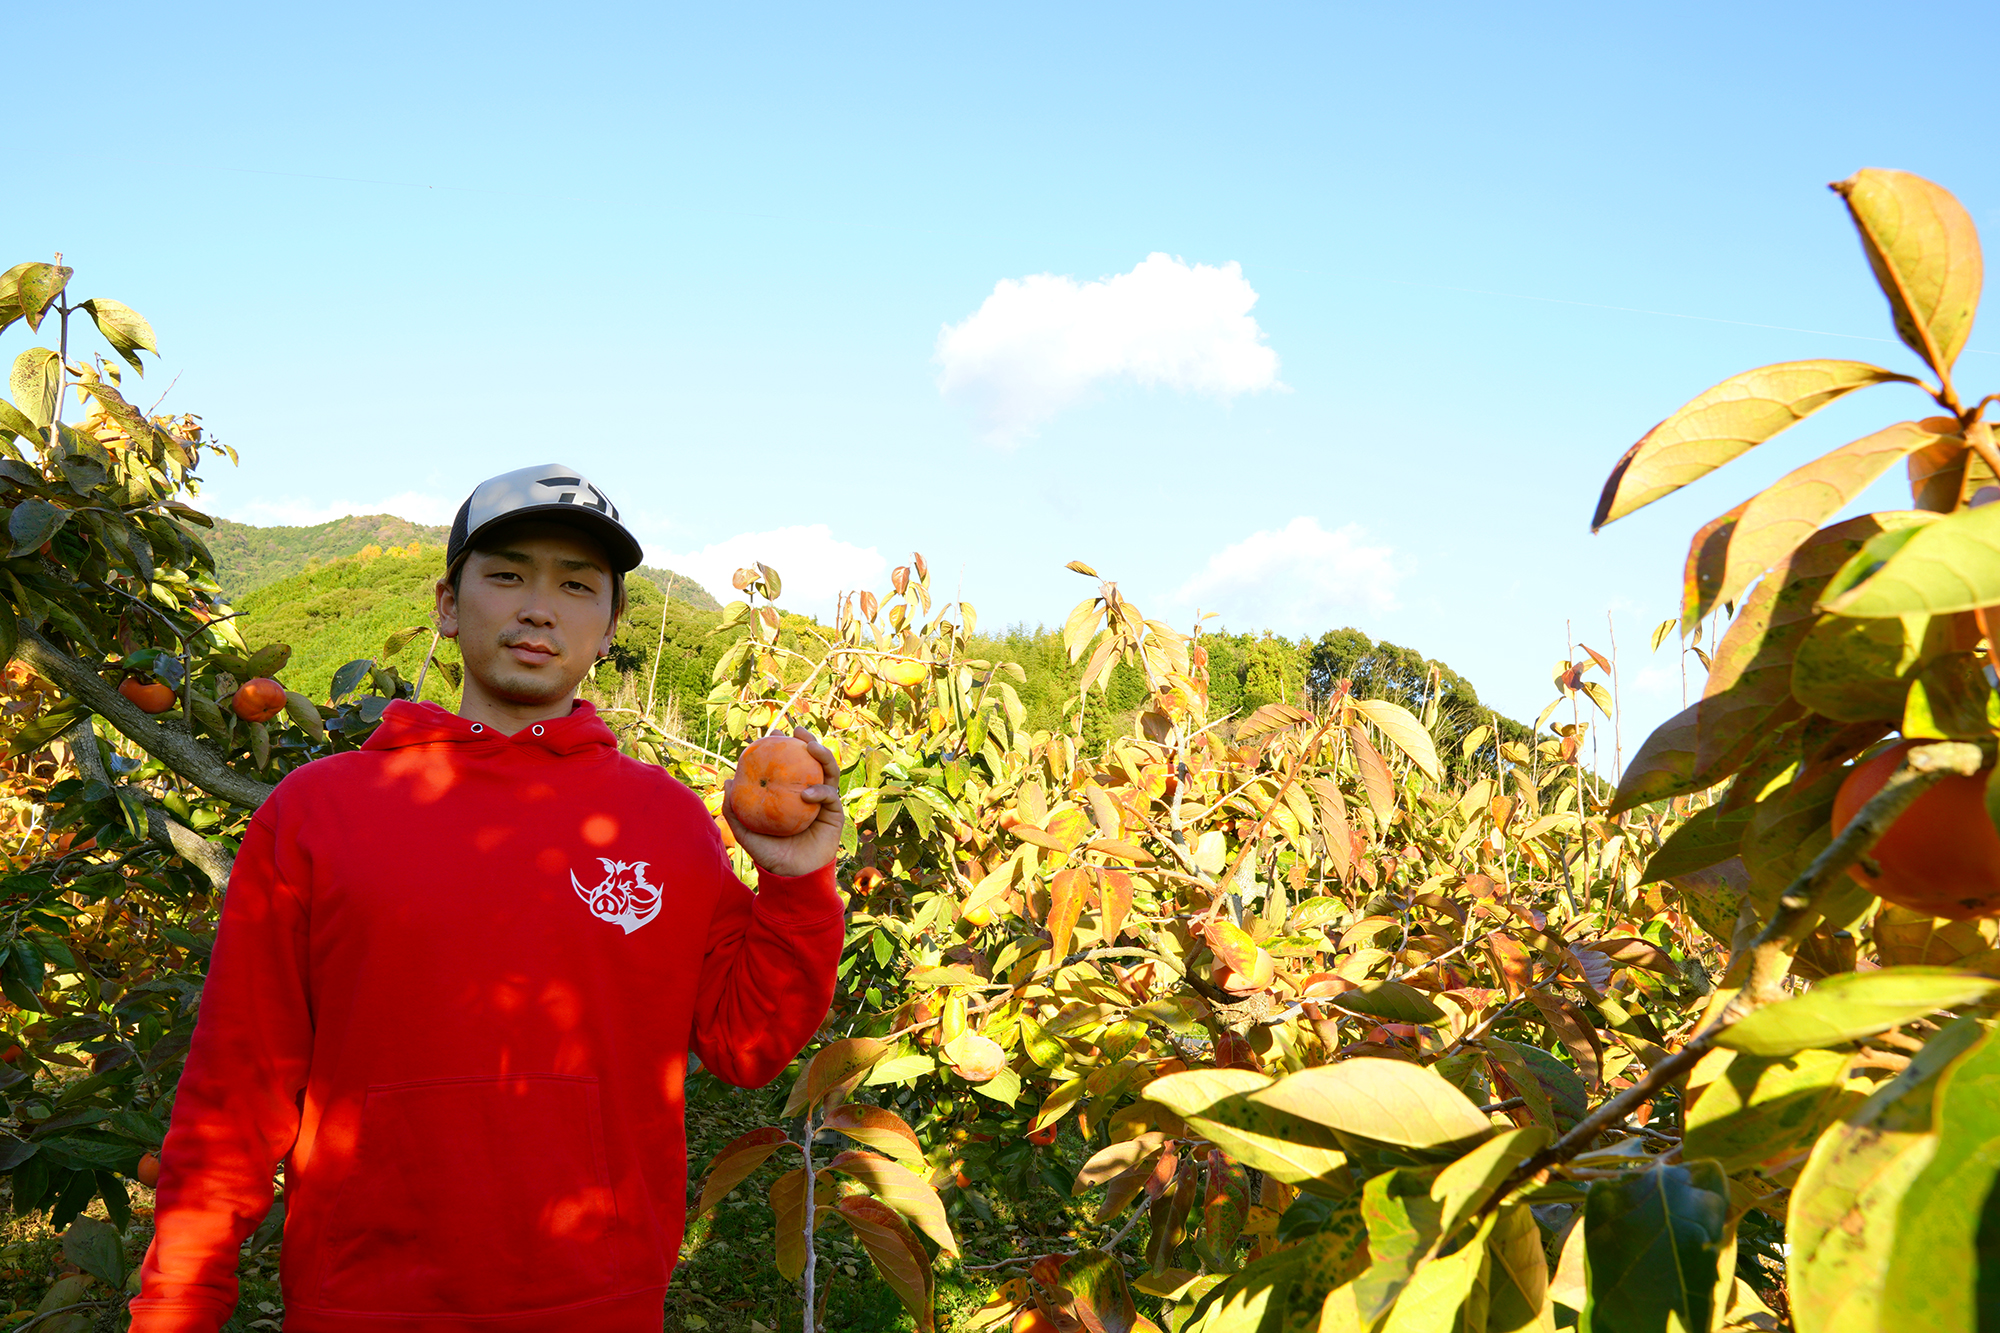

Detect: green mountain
208,515,450,599
207,514,720,611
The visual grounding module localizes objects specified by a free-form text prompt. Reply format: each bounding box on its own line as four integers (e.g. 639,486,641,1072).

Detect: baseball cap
446,464,644,574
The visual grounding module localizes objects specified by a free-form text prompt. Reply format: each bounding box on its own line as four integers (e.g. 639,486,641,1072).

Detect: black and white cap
446,464,644,574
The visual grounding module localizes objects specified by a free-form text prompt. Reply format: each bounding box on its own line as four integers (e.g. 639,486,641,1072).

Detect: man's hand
721,727,844,878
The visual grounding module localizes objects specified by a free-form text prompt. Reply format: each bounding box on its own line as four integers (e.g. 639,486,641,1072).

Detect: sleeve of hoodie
129,802,313,1333
690,821,845,1088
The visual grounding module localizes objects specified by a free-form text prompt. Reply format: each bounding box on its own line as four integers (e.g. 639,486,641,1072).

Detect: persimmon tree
0,258,422,1316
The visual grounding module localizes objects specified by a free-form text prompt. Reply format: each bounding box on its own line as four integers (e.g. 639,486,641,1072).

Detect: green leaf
13,264,70,334
1579,1160,1730,1333
1431,1126,1549,1239
1640,800,1751,882
1144,1069,1350,1184
0,398,38,448
835,1195,934,1332
1593,360,1918,530
1329,979,1445,1025
1378,1210,1497,1333
1682,421,1945,629
1833,169,1983,376
1791,609,1943,724
329,658,373,704
1184,1226,1372,1332
60,1215,122,1287
1351,1166,1448,1325
1485,1203,1555,1333
1248,1057,1494,1152
9,348,60,429
1880,1021,2000,1328
1684,1047,1861,1173
1739,766,1847,920
1716,967,2000,1056
1821,499,2000,619
1788,1017,1986,1333
769,1166,833,1282
77,299,156,376
1610,700,1760,815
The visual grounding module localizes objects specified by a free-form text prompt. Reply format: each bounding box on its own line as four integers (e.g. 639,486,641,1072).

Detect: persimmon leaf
1833,169,1983,376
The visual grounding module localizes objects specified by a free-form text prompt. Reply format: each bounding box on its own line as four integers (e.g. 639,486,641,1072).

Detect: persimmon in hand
727,735,826,837
1832,739,2000,920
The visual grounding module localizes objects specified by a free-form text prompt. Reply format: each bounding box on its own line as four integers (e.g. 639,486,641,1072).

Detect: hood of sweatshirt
361,698,620,759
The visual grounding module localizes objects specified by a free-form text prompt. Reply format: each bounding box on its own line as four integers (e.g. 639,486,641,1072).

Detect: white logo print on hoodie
571,858,662,934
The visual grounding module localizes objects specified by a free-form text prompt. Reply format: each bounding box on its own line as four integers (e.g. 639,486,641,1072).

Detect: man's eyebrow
557,556,606,574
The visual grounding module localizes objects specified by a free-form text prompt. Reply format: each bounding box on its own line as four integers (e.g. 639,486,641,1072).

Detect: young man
129,463,846,1332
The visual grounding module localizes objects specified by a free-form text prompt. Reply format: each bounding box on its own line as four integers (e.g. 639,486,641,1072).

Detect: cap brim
461,504,645,573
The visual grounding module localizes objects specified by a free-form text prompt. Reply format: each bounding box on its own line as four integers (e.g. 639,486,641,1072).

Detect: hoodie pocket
317,1074,621,1313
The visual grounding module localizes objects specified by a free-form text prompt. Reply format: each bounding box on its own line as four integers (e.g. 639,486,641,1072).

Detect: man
130,463,846,1332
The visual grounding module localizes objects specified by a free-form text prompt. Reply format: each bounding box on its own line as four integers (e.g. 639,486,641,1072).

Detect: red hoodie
128,700,845,1332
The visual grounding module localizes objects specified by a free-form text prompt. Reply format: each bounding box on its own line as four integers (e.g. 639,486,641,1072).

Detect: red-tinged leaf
1349,726,1396,831
823,1102,925,1168
1527,991,1603,1087
1066,1247,1139,1333
1076,1135,1168,1191
1577,642,1612,676
1048,867,1087,961
1685,421,1946,628
1238,702,1312,740
1485,932,1535,999
1594,359,1918,529
1592,936,1677,975
1097,868,1134,941
835,1195,935,1332
1089,838,1154,865
1204,918,1263,974
695,1126,796,1216
827,1149,959,1256
1681,500,1747,634
1047,807,1093,849
1012,824,1070,852
782,1037,888,1118
1568,947,1613,995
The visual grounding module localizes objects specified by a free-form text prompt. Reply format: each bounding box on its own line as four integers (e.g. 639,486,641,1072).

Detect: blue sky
10,1,2000,763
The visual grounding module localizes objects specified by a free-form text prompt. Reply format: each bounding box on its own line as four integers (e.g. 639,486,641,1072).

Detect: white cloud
1176,517,1401,630
216,491,459,528
936,252,1281,443
651,525,888,616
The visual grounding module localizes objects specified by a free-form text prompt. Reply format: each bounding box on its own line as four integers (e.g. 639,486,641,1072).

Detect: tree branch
60,717,237,893
16,618,274,809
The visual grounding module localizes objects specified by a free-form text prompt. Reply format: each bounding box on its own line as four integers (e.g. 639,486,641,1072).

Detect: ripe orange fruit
1028,1124,1057,1146
119,678,176,713
1832,740,2000,919
728,735,825,837
136,1152,161,1187
953,1169,972,1189
232,677,287,724
1012,1307,1073,1333
0,1044,19,1063
880,659,928,689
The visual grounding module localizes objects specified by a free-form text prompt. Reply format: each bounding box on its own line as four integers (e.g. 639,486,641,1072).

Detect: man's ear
435,577,461,639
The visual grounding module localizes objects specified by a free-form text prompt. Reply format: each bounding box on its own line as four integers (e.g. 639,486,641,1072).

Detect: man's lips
504,641,560,665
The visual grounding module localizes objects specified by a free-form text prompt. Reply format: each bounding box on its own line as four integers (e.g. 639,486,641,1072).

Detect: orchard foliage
0,170,1998,1333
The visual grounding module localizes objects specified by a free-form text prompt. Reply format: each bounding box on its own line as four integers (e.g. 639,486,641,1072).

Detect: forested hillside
207,514,721,610
232,547,1525,770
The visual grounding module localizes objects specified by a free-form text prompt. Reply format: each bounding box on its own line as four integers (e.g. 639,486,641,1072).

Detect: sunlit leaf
1248,1058,1493,1152
822,1102,925,1168
1685,1047,1859,1173
77,298,157,376
1352,698,1441,783
1821,500,2000,618
827,1149,958,1255
1594,360,1917,529
1833,169,1983,376
1715,967,1999,1056
781,1037,887,1118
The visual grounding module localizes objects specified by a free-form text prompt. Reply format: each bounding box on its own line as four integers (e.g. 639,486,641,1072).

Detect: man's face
436,521,618,710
